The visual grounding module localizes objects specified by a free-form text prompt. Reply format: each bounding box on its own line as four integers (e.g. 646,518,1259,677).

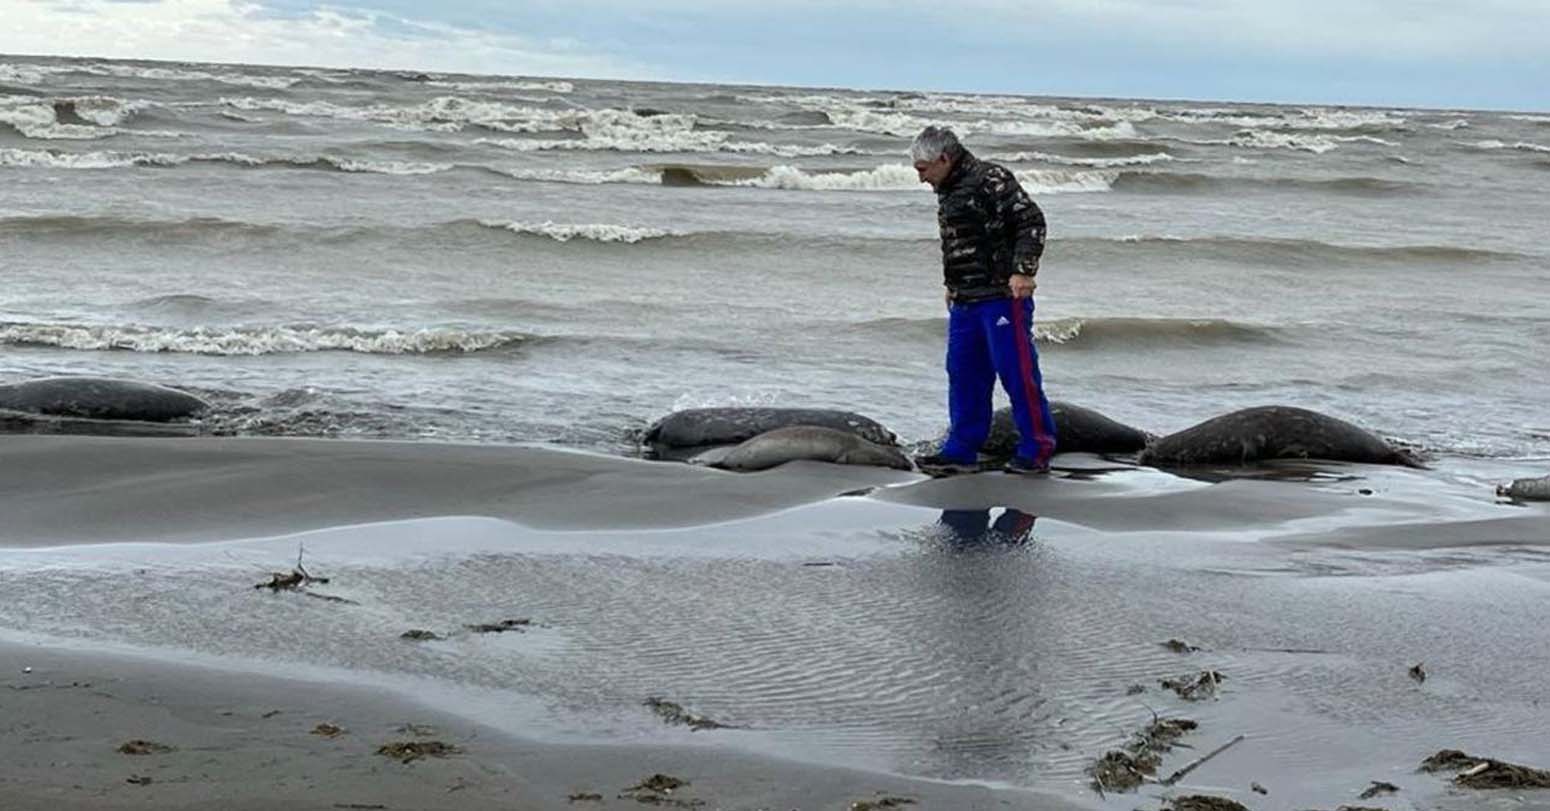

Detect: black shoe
914,452,980,476
1003,456,1051,475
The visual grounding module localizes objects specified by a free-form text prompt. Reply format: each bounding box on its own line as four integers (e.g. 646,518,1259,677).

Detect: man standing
911,126,1057,475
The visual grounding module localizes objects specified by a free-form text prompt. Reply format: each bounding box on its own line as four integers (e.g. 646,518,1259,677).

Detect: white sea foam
0,94,155,139
1468,139,1550,153
219,95,571,133
0,147,453,174
0,61,298,89
819,106,1140,141
1428,119,1471,130
425,79,574,93
0,323,526,355
991,150,1175,168
0,147,181,169
478,221,678,243
713,164,1115,194
1164,107,1406,131
476,134,867,157
1506,115,1550,124
495,166,665,186
1336,135,1401,146
726,164,922,191
1185,130,1342,153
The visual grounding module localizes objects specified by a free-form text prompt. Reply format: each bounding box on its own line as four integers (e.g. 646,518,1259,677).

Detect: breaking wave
849,315,1283,349
1035,317,1281,348
1466,139,1550,154
475,220,680,243
0,322,534,355
990,150,1176,168
423,78,574,93
0,61,298,89
0,94,172,139
0,147,454,174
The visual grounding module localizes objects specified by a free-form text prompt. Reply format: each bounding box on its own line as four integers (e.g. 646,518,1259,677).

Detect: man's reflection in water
934,508,1036,547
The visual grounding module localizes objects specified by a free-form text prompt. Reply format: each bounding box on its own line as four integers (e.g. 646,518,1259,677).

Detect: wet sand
3,435,1550,811
2,640,1081,811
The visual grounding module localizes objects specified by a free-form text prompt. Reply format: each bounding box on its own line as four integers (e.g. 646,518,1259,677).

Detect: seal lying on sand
924,401,1150,461
0,376,209,422
643,407,897,460
1139,406,1422,467
985,401,1150,457
1499,475,1550,501
712,426,913,472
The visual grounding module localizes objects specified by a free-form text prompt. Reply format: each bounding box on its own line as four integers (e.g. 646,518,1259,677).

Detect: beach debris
304,591,359,605
1164,796,1249,811
1358,488,1374,495
1358,781,1399,799
465,618,532,633
1161,670,1226,701
126,774,153,786
256,544,329,589
619,773,703,807
332,805,387,810
376,739,460,763
1408,663,1426,683
569,793,604,803
401,629,442,641
1420,749,1550,788
1162,638,1201,654
1126,684,1147,695
644,697,737,731
1251,782,1268,794
850,798,917,810
117,739,174,755
261,710,282,719
22,666,31,673
1162,734,1246,786
312,722,346,738
1087,716,1199,793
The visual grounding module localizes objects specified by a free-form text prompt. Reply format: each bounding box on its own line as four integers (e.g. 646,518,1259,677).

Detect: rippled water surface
2,54,1547,459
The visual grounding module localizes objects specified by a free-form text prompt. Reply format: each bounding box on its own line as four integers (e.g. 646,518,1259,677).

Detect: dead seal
984,401,1150,457
925,401,1150,461
712,426,913,472
1499,474,1550,501
643,407,896,460
0,376,208,422
1139,406,1422,468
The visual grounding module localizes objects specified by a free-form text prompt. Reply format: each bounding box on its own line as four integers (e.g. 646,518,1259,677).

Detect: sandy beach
3,435,1549,811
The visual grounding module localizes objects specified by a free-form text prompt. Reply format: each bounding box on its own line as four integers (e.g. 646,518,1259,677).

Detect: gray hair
910,125,962,163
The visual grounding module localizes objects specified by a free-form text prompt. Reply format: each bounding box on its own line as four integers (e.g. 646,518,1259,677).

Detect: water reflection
933,508,1037,548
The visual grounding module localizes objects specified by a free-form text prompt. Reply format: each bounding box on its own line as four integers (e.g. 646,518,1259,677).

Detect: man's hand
1009,273,1037,299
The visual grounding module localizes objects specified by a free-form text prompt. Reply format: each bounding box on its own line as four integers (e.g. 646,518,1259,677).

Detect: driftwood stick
1161,734,1245,786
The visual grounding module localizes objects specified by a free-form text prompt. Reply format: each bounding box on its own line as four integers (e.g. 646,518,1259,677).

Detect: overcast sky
2,0,1545,110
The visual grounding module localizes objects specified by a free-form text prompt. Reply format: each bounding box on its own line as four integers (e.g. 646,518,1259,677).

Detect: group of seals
646,402,1428,475
7,376,1531,487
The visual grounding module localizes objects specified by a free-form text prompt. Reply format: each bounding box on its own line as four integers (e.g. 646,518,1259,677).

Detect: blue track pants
940,296,1057,466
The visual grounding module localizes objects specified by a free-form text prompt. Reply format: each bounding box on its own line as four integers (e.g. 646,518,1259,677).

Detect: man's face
914,153,953,189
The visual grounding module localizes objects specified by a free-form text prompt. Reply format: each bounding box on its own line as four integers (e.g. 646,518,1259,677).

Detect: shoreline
3,434,1549,811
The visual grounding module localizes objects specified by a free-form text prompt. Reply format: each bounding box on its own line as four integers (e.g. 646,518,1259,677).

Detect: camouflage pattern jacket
933,150,1047,302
